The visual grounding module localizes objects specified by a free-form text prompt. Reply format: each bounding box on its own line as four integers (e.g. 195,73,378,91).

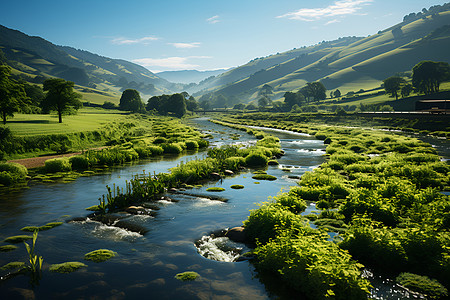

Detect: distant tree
412,61,450,95
199,100,211,110
258,96,269,108
334,89,341,98
181,91,190,99
213,94,228,108
283,92,304,109
299,82,326,102
102,101,118,109
290,104,302,113
245,103,257,110
401,84,413,98
42,78,82,123
169,93,187,117
233,103,245,110
383,76,406,100
259,84,274,98
186,96,199,111
0,65,28,124
119,89,145,113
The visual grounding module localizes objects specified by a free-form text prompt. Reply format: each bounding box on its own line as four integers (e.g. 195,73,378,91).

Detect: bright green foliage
230,184,244,189
245,152,269,167
175,271,199,281
0,261,25,271
42,78,82,123
69,155,90,171
50,262,87,273
206,187,225,192
4,235,33,243
24,231,43,275
254,231,371,300
252,174,277,181
44,157,72,173
0,245,18,252
383,76,406,100
396,273,448,299
0,162,28,185
84,249,116,263
273,190,307,214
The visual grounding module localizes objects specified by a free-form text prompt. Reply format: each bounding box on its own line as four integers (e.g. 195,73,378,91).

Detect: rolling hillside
192,6,450,102
0,25,179,97
156,69,228,84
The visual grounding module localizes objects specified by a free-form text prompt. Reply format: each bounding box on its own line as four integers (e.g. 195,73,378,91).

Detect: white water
195,235,246,262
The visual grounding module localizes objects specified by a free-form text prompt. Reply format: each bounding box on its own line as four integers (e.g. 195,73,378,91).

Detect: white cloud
206,15,220,24
277,0,373,21
112,36,158,45
325,19,341,25
169,42,201,49
132,56,212,70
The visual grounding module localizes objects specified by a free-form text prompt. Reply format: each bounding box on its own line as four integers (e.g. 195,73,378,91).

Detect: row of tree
383,60,450,100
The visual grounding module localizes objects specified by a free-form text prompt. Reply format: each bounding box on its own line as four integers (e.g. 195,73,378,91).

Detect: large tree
42,78,82,123
383,76,406,100
0,65,28,124
119,89,145,113
299,82,327,102
412,61,450,95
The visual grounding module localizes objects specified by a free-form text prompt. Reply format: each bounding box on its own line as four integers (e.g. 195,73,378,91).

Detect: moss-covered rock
0,261,25,271
206,187,225,192
0,245,18,252
50,262,87,273
40,222,63,231
230,184,244,189
3,235,33,243
252,174,277,181
174,271,199,281
84,249,116,263
396,273,448,299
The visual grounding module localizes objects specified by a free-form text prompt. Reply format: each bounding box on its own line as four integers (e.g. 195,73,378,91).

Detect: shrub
162,143,183,154
245,152,269,167
185,140,199,150
44,158,72,173
274,191,307,214
148,145,164,156
69,155,90,171
223,156,245,171
396,273,448,299
0,162,27,185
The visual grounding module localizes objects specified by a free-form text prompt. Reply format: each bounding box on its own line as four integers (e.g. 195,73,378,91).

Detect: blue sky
1,0,447,72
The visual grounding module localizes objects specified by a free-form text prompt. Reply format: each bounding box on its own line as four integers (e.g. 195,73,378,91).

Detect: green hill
193,6,450,102
0,25,179,97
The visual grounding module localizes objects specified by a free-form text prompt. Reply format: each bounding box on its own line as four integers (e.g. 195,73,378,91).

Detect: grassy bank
217,115,450,299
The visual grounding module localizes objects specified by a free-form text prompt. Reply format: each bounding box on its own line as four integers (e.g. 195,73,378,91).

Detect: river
0,118,448,299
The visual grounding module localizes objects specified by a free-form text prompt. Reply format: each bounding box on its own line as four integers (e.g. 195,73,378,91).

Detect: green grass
7,108,128,137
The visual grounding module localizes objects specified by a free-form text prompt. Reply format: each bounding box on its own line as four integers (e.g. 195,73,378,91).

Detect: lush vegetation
219,115,450,298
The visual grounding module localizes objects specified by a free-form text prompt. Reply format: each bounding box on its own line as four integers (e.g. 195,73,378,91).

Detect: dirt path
7,147,108,169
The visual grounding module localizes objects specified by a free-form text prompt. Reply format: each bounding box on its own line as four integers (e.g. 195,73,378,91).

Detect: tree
412,61,450,95
119,89,144,113
334,89,341,98
169,93,187,118
42,78,82,123
299,82,326,102
283,92,304,110
401,84,413,98
383,76,406,100
233,103,245,110
186,96,199,111
0,65,28,124
258,96,269,108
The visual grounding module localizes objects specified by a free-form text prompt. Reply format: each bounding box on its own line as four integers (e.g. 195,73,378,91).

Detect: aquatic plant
0,261,25,271
175,271,199,281
49,262,87,273
24,231,43,276
206,187,225,192
230,185,244,189
0,245,18,252
84,249,116,262
252,174,277,181
4,235,33,243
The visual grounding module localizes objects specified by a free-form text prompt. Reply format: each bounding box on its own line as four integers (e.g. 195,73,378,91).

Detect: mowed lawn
7,108,129,136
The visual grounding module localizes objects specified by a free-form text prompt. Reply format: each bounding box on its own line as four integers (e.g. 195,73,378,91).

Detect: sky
1,0,448,73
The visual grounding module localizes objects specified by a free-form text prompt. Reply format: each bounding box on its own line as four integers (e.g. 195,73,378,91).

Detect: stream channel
0,117,448,299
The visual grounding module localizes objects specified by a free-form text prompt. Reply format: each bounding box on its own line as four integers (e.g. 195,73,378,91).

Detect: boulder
210,172,222,180
224,170,234,176
225,226,247,243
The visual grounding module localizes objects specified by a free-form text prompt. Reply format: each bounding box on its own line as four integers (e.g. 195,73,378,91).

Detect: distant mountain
191,3,450,102
0,25,180,96
156,69,228,84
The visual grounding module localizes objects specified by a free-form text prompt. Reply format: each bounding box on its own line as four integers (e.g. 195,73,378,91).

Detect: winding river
0,118,448,299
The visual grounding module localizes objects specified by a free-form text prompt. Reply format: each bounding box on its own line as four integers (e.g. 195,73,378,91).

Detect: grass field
7,108,129,136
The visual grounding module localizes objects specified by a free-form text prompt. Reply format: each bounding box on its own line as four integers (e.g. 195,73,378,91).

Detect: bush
44,158,72,173
162,143,183,154
148,145,164,156
223,156,245,171
185,140,199,150
69,156,90,171
245,152,269,167
396,273,448,299
0,162,28,185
